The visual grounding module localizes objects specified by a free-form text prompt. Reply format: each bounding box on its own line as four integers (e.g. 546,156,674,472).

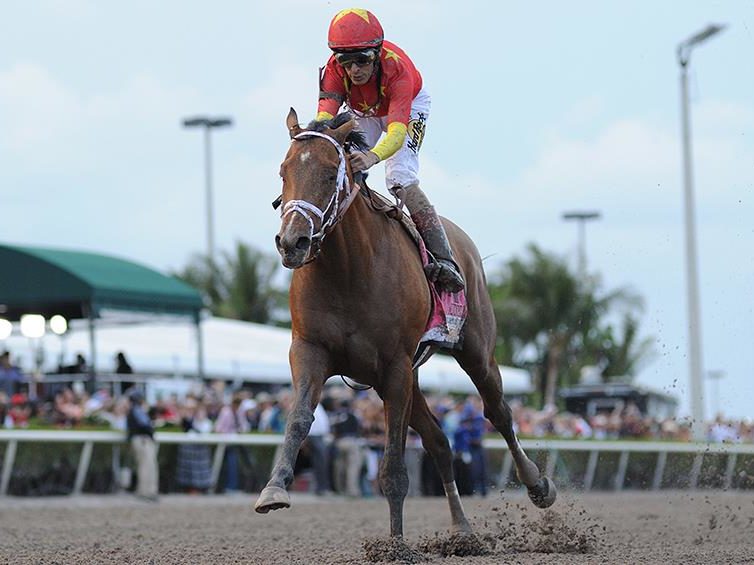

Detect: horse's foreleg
378,362,413,537
254,340,329,514
408,382,471,533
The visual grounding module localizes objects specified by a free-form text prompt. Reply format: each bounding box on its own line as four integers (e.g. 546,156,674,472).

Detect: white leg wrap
443,481,459,497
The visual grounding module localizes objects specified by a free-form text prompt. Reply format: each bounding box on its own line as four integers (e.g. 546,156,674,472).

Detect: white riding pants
355,86,431,190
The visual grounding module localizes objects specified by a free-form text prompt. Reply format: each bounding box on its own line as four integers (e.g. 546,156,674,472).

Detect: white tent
6,317,533,395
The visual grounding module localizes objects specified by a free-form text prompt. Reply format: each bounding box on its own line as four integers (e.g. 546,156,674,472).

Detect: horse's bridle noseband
275,130,361,264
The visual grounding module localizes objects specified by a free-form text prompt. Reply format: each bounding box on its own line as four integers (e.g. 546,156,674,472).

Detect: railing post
614,451,629,491
1,440,18,496
652,451,667,490
723,453,738,490
73,441,94,495
499,450,513,489
112,445,122,493
211,443,227,493
689,452,704,489
584,450,599,491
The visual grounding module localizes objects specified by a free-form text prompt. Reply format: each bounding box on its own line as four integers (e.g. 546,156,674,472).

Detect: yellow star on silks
380,86,386,96
358,101,372,112
333,8,371,24
383,47,400,62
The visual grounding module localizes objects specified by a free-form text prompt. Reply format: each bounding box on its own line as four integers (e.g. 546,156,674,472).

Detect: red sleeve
317,57,347,118
385,75,415,126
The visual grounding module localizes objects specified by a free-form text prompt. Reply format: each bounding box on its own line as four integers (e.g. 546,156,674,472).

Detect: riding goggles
333,49,378,67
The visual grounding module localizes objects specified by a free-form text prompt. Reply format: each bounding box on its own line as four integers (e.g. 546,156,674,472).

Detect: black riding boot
411,205,465,293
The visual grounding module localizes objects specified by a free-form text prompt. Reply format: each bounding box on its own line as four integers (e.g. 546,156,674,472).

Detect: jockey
315,8,465,293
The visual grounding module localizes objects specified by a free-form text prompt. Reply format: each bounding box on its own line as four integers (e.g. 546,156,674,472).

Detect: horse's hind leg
409,382,471,533
254,339,329,514
453,349,557,508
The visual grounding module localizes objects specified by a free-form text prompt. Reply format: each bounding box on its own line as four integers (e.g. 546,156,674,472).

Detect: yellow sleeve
315,111,334,122
370,122,408,161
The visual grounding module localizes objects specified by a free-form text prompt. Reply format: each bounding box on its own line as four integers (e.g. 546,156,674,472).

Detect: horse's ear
330,117,355,145
286,107,302,138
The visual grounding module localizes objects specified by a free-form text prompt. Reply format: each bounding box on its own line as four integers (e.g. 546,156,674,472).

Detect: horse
254,109,556,537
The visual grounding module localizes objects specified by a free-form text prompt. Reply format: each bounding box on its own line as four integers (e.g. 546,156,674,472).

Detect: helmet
327,8,383,51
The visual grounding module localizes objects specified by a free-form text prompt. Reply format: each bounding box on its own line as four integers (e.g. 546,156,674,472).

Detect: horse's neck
326,194,381,270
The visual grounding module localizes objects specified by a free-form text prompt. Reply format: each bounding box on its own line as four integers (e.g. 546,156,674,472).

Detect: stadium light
49,315,68,335
0,318,11,340
676,23,726,440
182,115,234,273
561,210,601,278
20,314,46,339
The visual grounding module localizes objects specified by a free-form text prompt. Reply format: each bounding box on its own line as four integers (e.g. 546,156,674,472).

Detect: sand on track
1,490,753,564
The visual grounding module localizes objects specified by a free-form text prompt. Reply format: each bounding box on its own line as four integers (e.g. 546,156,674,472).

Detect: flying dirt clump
362,537,426,563
492,500,602,554
417,531,496,557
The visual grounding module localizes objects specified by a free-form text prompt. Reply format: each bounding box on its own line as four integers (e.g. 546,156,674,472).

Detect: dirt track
1,490,753,564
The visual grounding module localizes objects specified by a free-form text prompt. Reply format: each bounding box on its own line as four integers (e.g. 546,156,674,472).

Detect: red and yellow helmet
327,8,383,51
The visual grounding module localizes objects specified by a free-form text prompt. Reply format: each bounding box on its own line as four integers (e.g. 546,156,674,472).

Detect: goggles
334,49,378,68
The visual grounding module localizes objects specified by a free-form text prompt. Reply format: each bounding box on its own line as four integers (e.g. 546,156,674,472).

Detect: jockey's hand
349,150,380,173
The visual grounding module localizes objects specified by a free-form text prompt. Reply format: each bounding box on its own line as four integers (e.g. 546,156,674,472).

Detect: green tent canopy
0,244,205,378
0,244,203,321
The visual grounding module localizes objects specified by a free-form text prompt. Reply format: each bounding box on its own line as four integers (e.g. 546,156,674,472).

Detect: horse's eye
328,175,336,182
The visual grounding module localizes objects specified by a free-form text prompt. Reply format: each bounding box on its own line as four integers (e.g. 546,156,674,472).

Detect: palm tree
488,243,649,408
175,241,288,324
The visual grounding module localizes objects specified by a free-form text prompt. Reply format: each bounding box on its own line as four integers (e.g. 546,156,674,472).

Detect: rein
277,131,361,264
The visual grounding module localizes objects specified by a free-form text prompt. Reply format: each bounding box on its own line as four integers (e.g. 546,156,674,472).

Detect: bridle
274,130,361,264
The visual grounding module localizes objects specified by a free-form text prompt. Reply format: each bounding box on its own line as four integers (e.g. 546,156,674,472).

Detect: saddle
355,174,468,367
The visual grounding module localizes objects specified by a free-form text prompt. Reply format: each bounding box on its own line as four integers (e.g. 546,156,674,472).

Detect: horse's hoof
254,486,291,514
527,476,557,508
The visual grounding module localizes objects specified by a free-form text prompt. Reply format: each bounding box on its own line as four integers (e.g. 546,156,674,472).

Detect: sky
1,1,752,419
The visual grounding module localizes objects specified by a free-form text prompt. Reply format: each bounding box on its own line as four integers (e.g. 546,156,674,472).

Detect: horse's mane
306,113,369,151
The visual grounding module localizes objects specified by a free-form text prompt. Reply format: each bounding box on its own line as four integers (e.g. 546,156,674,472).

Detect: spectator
176,399,213,494
256,392,284,433
127,389,159,502
114,351,135,392
8,392,32,428
359,397,385,496
331,398,364,497
305,402,332,495
455,400,488,497
0,392,10,428
0,351,24,397
214,393,249,493
52,388,84,427
59,353,88,374
115,351,133,374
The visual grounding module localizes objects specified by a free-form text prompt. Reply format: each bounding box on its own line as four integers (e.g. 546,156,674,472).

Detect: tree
175,241,288,325
488,243,651,408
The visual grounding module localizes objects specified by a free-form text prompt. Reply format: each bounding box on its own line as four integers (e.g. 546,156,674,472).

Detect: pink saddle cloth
415,239,468,362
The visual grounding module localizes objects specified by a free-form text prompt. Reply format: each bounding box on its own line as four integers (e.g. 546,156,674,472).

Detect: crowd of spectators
2,346,754,497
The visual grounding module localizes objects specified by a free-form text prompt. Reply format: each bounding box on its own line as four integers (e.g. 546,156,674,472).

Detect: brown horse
254,109,556,537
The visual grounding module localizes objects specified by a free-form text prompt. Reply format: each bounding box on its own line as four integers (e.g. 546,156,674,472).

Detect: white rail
1,431,752,496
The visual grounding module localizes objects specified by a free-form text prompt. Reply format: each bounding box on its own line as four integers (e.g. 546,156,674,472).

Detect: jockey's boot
402,184,465,293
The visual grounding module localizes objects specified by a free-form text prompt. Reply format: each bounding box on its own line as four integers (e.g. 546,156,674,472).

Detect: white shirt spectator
309,403,331,437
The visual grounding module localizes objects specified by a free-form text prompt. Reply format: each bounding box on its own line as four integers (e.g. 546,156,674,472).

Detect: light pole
562,210,601,278
677,24,726,440
182,116,233,271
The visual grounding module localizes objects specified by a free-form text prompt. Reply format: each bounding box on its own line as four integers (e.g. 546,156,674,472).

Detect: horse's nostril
275,235,282,250
295,236,311,251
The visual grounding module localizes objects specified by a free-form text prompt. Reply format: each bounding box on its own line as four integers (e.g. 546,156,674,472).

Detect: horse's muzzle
275,233,311,269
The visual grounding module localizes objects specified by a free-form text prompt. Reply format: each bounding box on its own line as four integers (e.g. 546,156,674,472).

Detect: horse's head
275,108,364,269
